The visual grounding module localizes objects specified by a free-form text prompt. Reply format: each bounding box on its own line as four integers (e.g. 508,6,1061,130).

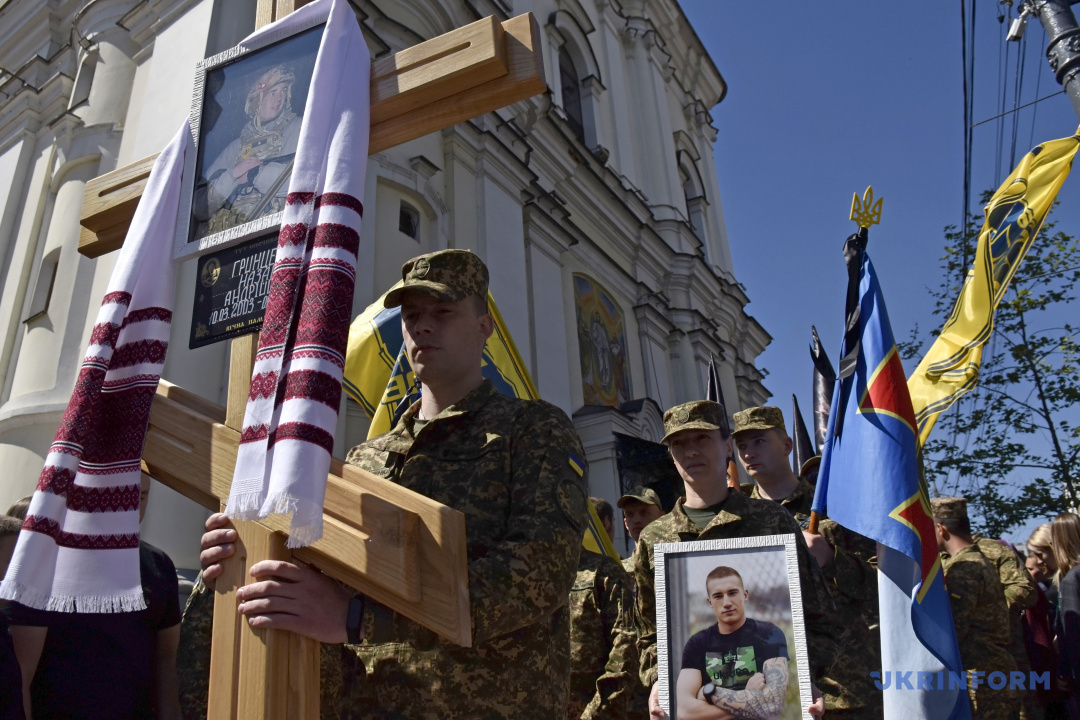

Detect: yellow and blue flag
582,495,620,562
814,233,970,720
907,131,1079,448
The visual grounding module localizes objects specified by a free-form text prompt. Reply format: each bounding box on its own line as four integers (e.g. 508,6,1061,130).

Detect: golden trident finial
850,186,883,228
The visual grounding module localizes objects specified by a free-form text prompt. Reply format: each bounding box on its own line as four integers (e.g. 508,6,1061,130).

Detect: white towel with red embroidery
0,124,188,612
225,0,370,547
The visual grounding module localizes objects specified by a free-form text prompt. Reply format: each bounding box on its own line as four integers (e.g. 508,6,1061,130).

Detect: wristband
346,594,364,644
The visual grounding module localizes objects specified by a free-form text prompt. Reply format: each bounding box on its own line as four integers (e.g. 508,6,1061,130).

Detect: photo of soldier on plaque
192,64,302,235
178,21,324,256
655,536,813,720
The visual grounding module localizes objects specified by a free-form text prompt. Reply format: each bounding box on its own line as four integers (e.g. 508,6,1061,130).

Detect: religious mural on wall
573,273,632,406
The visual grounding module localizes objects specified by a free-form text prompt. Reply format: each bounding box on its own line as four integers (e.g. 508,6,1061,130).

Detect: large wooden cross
77,3,546,718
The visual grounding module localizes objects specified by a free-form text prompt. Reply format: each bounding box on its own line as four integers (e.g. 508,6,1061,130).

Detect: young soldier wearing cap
568,498,639,720
616,487,665,718
633,400,840,719
933,497,1021,719
732,406,883,718
197,249,590,720
617,487,664,574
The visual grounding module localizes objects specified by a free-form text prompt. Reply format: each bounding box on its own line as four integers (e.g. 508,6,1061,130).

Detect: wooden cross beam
76,6,546,719
79,11,544,257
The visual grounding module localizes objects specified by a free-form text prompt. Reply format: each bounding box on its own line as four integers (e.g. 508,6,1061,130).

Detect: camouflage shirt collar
950,544,981,561
392,379,497,438
672,489,750,534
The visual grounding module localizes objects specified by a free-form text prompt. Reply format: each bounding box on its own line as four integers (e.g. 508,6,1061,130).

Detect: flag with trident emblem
907,130,1079,447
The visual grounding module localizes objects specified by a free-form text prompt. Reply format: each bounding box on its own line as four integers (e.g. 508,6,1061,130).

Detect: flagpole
1029,0,1080,121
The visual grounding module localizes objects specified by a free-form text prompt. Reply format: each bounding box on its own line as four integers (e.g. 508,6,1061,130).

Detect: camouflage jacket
942,545,1019,682
633,492,842,695
972,535,1037,611
746,478,882,714
569,551,638,720
340,380,589,720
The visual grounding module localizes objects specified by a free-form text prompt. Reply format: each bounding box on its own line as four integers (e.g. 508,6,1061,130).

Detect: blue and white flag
813,231,971,720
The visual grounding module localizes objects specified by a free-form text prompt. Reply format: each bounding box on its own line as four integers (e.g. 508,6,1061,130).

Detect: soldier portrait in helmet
178,21,324,257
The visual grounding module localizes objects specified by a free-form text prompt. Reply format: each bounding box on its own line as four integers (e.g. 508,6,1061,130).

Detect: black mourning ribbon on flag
833,227,868,439
809,325,836,454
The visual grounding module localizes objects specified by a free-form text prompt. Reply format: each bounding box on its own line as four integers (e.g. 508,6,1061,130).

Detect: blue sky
680,1,1080,540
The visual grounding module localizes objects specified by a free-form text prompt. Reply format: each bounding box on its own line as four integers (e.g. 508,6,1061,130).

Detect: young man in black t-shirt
676,566,789,720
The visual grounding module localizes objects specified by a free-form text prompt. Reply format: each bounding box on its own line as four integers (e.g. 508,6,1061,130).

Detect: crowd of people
0,248,1077,719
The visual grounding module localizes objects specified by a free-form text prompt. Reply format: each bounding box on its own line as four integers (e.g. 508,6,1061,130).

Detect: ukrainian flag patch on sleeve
568,453,585,477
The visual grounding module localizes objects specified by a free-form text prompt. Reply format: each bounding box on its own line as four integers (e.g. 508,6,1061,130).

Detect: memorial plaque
190,234,276,348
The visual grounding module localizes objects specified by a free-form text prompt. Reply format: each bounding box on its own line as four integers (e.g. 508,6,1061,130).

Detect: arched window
398,200,420,241
559,47,584,142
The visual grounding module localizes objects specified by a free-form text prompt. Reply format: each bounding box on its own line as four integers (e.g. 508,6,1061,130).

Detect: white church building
0,0,770,572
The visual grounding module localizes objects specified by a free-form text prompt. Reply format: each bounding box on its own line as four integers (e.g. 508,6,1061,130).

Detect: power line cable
970,89,1066,127
1028,21,1045,150
995,6,1009,184
1010,29,1027,167
962,0,975,256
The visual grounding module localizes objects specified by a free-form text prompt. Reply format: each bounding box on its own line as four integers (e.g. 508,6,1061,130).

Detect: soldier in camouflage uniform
971,533,1039,719
196,249,590,720
615,487,662,720
568,519,638,720
633,400,841,718
934,497,1021,719
617,486,664,579
732,406,883,719
193,65,301,235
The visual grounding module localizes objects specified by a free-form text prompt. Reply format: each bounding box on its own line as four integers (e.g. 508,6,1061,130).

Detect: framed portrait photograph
655,534,813,720
175,12,327,259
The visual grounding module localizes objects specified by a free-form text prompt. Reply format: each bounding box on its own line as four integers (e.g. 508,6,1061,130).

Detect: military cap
732,406,787,437
384,249,489,308
661,400,729,444
931,496,968,521
617,486,662,510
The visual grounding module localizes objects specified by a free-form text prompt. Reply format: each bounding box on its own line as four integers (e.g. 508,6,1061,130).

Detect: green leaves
907,204,1079,537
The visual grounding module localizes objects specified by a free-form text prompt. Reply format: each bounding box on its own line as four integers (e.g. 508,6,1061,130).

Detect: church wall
0,0,774,569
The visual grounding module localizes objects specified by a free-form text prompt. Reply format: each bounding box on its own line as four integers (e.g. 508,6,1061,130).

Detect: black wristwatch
346,594,365,644
702,683,719,703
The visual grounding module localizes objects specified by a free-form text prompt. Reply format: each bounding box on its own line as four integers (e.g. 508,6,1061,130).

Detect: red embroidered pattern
314,192,364,216
120,306,173,328
240,424,270,444
111,339,168,369
248,372,279,401
101,291,132,306
24,515,139,549
268,421,334,454
286,191,316,206
282,369,341,408
311,223,360,255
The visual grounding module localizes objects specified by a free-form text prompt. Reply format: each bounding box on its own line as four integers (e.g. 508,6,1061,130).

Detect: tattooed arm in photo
703,657,788,720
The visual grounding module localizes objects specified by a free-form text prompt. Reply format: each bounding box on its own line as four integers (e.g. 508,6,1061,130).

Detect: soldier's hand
807,682,825,718
648,681,667,718
236,560,352,644
803,530,835,569
745,672,766,691
200,513,237,590
231,156,262,181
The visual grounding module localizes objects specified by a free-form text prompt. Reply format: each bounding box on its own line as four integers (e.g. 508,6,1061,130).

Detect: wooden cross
77,3,546,718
